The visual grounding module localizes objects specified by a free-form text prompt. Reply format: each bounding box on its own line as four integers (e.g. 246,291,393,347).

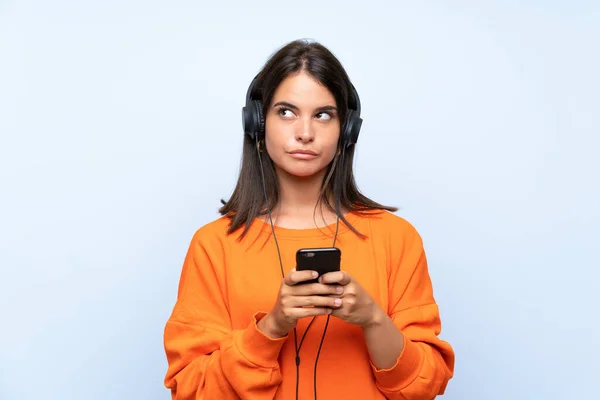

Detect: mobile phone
296,247,341,285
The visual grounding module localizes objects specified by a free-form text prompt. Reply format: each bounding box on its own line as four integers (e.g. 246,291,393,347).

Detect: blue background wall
1,1,598,399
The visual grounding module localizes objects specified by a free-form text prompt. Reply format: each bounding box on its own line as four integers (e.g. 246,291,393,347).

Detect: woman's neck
267,168,339,229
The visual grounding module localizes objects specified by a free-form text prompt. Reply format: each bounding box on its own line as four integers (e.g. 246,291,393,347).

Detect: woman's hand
318,271,379,327
258,269,344,338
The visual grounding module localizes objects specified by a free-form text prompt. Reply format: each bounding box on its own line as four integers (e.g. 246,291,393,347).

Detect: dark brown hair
219,39,397,238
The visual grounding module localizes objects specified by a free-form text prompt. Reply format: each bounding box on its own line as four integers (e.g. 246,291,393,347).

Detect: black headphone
242,74,363,147
246,72,355,400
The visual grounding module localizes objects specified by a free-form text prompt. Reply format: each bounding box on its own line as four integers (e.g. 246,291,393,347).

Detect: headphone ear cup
253,100,265,139
343,110,362,147
242,99,265,140
242,104,255,140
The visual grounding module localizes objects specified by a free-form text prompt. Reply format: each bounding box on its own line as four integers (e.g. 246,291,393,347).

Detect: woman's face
264,71,341,179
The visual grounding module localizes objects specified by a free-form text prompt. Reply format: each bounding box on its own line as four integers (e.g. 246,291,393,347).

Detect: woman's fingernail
334,298,342,306
312,271,318,277
336,286,343,294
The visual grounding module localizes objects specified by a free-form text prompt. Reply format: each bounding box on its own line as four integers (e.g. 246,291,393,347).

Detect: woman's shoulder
189,214,261,245
355,209,422,240
188,215,234,245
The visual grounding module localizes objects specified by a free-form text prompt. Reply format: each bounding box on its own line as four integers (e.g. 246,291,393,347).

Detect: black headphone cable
256,137,340,400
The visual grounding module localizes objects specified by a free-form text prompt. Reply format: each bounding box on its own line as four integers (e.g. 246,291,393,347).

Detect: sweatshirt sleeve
163,230,287,399
372,223,455,400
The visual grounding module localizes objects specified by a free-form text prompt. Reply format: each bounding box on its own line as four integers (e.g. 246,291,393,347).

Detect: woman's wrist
257,312,288,339
360,303,386,330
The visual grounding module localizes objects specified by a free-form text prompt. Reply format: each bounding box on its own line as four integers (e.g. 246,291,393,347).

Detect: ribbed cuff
236,312,288,368
371,334,424,390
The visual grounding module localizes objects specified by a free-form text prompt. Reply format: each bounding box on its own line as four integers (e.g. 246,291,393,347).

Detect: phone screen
296,247,341,284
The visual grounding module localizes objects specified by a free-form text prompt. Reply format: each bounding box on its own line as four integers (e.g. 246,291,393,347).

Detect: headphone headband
349,83,361,116
245,75,259,104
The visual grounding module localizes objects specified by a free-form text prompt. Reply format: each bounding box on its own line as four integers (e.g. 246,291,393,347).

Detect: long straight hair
219,39,397,238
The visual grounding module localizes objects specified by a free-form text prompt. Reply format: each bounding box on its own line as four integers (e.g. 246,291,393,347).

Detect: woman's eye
278,108,294,118
316,112,332,121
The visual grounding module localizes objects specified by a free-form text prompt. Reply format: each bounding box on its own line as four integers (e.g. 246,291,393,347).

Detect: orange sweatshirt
163,210,455,399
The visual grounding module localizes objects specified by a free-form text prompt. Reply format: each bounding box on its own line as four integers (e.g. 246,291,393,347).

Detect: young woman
163,39,455,400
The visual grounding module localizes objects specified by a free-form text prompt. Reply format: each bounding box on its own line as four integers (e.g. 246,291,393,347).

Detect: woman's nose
295,118,315,143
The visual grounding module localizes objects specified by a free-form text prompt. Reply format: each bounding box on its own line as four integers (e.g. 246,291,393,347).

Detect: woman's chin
277,165,325,180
